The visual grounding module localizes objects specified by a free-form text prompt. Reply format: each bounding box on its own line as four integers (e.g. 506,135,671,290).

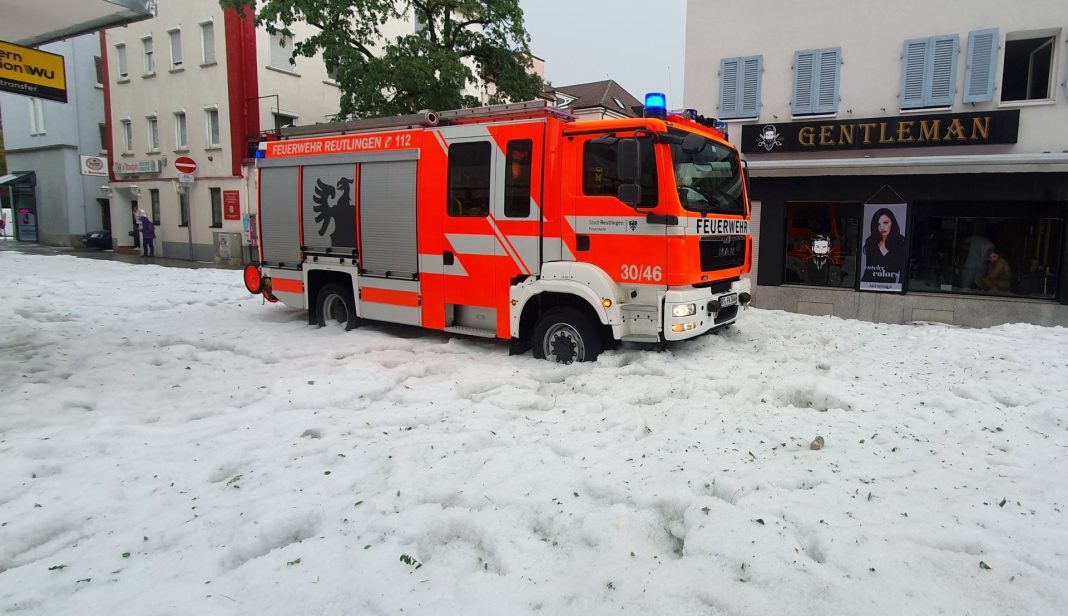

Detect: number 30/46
620,264,662,282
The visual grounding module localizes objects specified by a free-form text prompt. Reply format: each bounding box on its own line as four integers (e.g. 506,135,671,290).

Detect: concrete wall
754,284,1068,327
684,0,1068,155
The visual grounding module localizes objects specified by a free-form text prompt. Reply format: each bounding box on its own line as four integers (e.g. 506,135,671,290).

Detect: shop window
150,189,161,225
210,188,223,227
908,204,1063,299
1001,33,1057,102
582,137,658,207
783,202,861,288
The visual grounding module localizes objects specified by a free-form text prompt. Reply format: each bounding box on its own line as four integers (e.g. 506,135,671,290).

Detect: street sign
177,173,195,184
174,156,198,174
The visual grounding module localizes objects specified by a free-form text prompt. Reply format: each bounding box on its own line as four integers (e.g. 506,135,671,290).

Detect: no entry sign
174,156,198,174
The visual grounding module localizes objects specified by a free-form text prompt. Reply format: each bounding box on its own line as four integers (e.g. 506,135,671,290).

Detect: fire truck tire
532,307,602,364
316,284,358,331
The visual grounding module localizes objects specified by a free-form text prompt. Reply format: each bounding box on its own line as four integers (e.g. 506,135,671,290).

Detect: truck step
621,334,660,343
444,325,497,339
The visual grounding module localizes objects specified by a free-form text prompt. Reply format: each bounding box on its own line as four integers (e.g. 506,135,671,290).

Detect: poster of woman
860,203,908,292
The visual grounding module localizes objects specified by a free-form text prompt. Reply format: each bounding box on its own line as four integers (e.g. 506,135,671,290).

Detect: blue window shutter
792,50,815,115
814,48,841,113
926,34,959,106
739,55,762,118
900,38,929,109
719,58,740,119
963,29,998,102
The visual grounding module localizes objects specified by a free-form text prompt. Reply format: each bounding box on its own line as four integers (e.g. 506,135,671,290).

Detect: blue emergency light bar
643,92,667,118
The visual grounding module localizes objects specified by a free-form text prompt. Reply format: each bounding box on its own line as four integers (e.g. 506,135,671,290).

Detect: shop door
14,186,37,242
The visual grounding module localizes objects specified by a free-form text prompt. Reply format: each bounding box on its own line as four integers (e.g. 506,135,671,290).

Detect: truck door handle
443,250,454,266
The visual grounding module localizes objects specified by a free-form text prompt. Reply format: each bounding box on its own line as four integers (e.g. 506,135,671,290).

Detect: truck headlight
672,303,696,317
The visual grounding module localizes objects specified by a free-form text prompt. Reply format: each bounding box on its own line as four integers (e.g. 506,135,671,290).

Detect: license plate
719,293,738,308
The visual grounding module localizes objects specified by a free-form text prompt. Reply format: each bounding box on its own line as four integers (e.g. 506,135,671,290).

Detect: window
908,202,1063,299
269,32,294,70
718,55,763,119
900,35,959,109
174,111,188,149
205,107,220,147
1001,32,1057,102
792,48,841,115
168,29,183,69
447,142,491,217
963,29,999,103
582,137,658,207
150,189,161,225
116,43,128,79
504,140,533,218
667,131,744,215
142,36,154,75
121,119,133,153
783,202,861,288
147,115,159,151
200,21,216,65
272,111,298,130
27,98,46,135
179,190,190,226
98,122,108,152
210,188,223,227
94,56,103,86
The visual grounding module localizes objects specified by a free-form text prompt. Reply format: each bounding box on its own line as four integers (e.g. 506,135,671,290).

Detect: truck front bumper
663,278,752,341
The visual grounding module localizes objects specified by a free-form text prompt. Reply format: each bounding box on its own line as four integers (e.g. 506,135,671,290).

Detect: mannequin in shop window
976,250,1012,292
861,208,906,284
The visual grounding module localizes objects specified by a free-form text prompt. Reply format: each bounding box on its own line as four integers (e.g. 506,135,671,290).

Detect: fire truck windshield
667,131,745,215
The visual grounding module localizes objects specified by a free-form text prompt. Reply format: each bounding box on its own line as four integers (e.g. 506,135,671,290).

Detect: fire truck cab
244,97,753,363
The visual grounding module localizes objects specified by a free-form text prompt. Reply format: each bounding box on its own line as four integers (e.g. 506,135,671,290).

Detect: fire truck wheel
532,307,602,364
316,284,358,331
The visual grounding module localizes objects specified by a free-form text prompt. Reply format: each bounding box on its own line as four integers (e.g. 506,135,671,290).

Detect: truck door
569,133,668,293
438,133,503,335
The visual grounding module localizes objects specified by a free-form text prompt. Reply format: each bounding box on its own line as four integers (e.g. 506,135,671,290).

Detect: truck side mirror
618,184,642,206
617,138,640,182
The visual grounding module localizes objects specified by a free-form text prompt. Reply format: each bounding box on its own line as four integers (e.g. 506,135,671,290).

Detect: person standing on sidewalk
139,214,156,257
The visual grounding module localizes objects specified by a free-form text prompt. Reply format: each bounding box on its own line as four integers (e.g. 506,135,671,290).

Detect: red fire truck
243,96,753,363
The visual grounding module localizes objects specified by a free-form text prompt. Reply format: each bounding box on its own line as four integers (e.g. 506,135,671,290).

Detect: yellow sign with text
0,39,67,103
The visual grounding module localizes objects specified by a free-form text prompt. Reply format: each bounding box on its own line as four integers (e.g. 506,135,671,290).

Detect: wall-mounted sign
223,190,241,220
859,202,908,293
741,110,1020,154
80,155,107,177
0,40,67,103
114,160,163,175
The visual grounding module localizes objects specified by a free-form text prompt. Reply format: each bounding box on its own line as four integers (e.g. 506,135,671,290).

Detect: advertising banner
0,40,67,103
859,202,908,292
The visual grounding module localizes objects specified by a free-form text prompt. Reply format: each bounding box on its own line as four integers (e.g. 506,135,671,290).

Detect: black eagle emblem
312,177,355,247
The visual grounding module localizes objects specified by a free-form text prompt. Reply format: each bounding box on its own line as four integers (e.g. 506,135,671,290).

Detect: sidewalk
0,237,244,270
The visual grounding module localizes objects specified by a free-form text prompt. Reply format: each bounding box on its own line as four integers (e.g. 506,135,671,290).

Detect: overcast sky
519,0,688,107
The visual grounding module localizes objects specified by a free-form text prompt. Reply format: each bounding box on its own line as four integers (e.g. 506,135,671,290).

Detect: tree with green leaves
220,0,543,119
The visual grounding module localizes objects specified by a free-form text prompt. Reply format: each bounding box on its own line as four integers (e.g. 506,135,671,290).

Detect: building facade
685,0,1068,326
102,1,342,260
0,34,108,246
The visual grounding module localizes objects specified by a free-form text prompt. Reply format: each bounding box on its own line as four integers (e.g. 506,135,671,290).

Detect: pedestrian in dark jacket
140,215,156,256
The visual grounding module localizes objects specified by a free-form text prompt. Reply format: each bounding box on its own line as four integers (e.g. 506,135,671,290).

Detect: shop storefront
742,111,1068,326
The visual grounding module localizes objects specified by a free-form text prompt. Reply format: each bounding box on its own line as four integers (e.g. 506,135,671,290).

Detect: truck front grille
699,235,746,272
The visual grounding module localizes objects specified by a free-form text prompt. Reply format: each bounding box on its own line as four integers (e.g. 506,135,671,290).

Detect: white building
0,33,108,246
685,0,1068,326
103,1,342,260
